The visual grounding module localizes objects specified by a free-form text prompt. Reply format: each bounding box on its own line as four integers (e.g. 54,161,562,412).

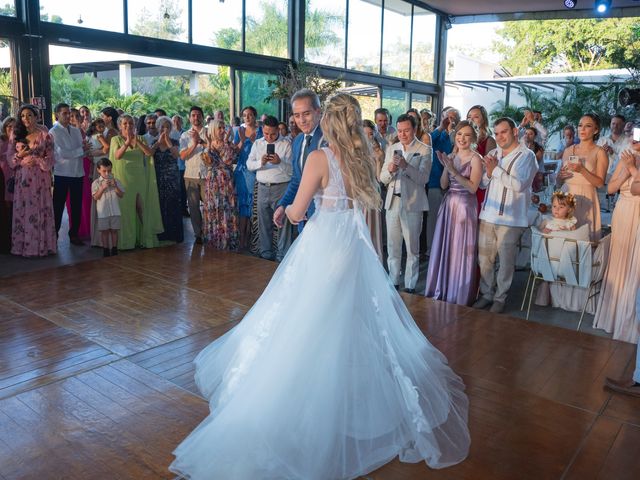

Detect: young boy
91,158,124,256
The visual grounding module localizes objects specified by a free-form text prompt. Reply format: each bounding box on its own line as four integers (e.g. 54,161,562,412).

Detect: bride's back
314,147,355,212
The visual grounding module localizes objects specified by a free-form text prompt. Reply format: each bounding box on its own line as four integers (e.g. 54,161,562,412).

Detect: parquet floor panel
0,246,638,479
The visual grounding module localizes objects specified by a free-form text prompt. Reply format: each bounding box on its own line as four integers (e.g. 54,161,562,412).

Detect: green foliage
265,61,342,105
49,65,232,119
490,78,637,137
0,3,15,15
495,18,640,75
130,0,184,41
0,70,10,98
215,0,341,58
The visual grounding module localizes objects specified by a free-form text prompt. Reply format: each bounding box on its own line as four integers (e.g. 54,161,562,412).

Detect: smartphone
266,143,275,155
568,155,580,164
634,127,640,142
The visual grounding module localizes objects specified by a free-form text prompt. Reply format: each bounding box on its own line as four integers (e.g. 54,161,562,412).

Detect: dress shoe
604,377,640,398
102,248,111,257
489,301,505,314
70,237,85,246
195,236,204,245
404,288,416,294
111,247,118,256
472,297,492,309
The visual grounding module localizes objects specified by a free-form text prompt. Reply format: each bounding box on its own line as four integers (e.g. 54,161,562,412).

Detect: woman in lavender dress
425,121,483,306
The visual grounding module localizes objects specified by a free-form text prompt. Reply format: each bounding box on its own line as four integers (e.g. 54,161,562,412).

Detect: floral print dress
8,126,57,257
203,144,239,250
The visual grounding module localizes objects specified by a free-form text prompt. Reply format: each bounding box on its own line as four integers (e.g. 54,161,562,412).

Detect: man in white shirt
247,115,293,261
518,109,548,147
475,117,538,313
598,114,630,177
374,108,397,151
50,102,89,245
380,114,432,294
179,106,207,244
143,114,158,146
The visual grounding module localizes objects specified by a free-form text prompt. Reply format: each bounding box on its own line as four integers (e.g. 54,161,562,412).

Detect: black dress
153,140,184,243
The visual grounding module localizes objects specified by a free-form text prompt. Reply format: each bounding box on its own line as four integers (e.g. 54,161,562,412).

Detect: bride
170,94,470,479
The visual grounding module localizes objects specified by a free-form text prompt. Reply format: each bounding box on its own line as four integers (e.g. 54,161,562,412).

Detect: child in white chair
539,191,577,234
535,191,578,305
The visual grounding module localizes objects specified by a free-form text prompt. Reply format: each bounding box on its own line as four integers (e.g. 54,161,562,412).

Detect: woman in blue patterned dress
234,106,262,250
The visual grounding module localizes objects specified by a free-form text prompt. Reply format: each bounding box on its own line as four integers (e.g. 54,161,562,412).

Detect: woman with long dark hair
8,105,56,257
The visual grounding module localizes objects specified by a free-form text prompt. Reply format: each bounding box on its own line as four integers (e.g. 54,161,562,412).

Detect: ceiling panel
420,0,640,17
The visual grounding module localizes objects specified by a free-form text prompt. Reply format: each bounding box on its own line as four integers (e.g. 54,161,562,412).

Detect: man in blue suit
273,88,323,231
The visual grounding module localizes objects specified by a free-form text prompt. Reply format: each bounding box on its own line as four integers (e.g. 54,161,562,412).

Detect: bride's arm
286,150,327,224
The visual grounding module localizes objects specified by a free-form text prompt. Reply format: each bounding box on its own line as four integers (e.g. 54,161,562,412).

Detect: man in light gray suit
380,114,432,294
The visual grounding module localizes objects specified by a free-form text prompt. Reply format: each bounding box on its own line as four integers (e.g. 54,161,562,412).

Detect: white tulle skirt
170,208,470,480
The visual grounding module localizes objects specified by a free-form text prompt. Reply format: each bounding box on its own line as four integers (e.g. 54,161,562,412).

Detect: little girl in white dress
539,191,578,233
535,191,578,305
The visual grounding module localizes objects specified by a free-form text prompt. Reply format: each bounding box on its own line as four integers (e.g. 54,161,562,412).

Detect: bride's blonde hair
320,93,381,210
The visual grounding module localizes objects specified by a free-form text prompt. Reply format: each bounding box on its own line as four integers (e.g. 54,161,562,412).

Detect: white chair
521,225,611,330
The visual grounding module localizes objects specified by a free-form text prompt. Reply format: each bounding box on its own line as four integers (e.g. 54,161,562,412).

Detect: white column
190,72,199,95
119,63,132,96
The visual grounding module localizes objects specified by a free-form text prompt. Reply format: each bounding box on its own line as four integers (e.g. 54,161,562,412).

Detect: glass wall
238,71,279,117
244,0,289,58
347,0,382,74
305,0,346,68
411,7,436,82
411,93,432,113
40,0,124,32
192,0,243,51
0,2,15,16
382,88,408,123
128,0,188,42
381,0,411,78
0,37,14,120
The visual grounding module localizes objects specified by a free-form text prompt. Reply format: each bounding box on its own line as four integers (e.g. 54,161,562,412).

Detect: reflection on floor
0,244,638,479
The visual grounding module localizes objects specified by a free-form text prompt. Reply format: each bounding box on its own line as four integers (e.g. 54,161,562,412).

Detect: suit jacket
380,139,432,212
277,127,324,219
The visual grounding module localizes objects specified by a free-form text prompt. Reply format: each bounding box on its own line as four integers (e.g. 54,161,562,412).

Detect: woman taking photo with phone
556,113,608,241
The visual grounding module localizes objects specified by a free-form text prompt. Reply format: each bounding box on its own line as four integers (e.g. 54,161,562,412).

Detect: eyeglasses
146,122,156,126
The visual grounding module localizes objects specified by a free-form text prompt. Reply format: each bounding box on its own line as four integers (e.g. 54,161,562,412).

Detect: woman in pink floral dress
8,105,57,257
202,119,239,250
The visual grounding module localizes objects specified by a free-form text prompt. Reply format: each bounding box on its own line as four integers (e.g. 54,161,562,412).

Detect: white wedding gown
170,148,470,479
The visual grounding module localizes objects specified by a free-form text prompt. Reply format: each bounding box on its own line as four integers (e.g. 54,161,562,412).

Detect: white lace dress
170,147,470,479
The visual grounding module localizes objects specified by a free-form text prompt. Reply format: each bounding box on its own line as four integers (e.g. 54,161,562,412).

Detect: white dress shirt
480,143,538,228
598,134,631,175
247,136,293,184
49,122,85,177
91,177,125,218
179,128,207,180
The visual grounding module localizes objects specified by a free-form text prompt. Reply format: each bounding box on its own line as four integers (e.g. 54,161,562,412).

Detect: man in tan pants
474,118,537,313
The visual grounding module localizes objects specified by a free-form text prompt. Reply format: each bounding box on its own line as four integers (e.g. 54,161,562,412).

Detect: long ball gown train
170,147,470,479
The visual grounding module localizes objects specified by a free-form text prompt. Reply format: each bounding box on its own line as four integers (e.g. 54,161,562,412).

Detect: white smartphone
634,127,640,142
568,155,580,164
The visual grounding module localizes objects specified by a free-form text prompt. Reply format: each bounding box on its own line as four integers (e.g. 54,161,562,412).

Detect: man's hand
273,205,285,228
483,154,498,178
387,161,398,174
270,153,281,165
393,152,408,170
261,154,270,166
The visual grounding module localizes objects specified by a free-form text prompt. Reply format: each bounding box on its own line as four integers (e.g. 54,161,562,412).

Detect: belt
393,192,401,197
258,181,288,187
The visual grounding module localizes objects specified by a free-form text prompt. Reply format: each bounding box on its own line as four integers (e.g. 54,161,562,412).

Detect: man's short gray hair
291,89,321,110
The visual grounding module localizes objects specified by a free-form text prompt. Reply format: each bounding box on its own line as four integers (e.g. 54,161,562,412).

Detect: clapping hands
436,151,457,175
482,153,498,178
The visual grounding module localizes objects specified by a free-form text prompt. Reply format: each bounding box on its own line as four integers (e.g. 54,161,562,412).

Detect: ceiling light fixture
77,14,83,24
163,9,170,20
564,0,577,8
594,0,611,13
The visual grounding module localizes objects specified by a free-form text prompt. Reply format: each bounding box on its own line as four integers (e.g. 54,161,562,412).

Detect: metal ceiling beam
451,6,640,24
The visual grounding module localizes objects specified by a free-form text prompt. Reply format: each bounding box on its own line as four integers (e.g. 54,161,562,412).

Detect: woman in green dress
109,114,164,249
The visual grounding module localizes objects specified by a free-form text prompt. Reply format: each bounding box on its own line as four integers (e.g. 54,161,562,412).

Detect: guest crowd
0,92,639,353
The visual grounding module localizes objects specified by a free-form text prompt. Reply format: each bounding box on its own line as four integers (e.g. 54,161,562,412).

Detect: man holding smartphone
380,114,432,294
247,115,293,261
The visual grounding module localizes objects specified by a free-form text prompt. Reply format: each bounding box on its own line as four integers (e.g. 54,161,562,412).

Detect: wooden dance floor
1,244,639,480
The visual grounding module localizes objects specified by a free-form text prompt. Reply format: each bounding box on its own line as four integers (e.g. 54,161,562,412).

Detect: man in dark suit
273,88,323,230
